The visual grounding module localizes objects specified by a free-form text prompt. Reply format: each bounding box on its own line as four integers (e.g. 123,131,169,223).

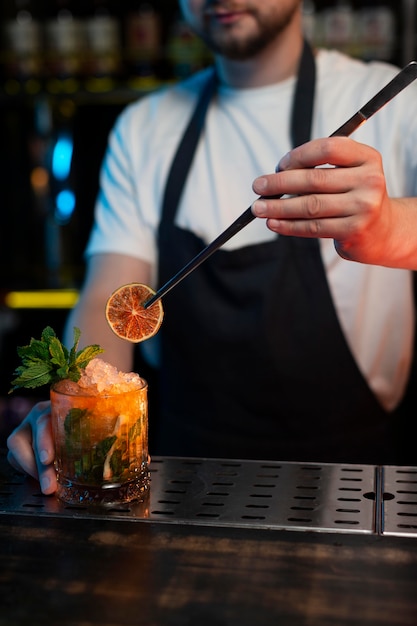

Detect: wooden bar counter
1,452,416,625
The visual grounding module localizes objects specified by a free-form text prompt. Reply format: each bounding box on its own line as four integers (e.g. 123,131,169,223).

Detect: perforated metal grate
148,458,378,533
0,456,378,534
380,466,417,537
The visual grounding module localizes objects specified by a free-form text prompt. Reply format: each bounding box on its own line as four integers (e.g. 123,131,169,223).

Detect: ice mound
53,379,87,396
78,358,143,394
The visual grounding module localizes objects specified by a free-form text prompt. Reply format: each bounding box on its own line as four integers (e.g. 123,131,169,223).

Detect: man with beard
7,0,417,495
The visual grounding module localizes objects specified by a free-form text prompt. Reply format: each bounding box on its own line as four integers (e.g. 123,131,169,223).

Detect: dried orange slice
105,283,163,343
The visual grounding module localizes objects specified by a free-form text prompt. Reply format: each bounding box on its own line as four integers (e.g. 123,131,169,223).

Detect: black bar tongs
144,61,417,309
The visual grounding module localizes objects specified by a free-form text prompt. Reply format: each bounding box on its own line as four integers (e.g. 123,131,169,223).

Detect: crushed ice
78,358,143,394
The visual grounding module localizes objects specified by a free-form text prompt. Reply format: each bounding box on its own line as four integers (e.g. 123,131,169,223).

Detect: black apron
154,42,415,464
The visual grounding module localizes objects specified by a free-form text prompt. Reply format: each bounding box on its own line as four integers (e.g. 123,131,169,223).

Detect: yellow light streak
5,290,79,309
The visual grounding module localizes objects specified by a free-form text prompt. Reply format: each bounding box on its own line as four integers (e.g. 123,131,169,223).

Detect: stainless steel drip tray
0,455,378,535
149,457,377,534
381,465,417,537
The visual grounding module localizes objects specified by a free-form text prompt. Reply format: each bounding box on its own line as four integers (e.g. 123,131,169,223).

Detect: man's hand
252,136,399,266
7,401,57,495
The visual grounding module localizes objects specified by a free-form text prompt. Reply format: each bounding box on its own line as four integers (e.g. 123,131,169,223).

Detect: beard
195,2,300,60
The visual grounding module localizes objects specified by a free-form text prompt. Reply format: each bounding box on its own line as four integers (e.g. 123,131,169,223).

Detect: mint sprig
9,326,104,393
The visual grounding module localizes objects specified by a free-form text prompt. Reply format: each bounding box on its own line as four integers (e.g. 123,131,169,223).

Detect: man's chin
201,30,270,60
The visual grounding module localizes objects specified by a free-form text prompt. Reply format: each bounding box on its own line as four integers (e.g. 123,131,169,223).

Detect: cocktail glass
50,371,150,506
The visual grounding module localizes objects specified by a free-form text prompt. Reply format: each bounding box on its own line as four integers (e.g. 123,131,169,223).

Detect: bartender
7,0,417,495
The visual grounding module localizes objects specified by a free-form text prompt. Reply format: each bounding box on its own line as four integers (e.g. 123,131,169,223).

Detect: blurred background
0,0,416,440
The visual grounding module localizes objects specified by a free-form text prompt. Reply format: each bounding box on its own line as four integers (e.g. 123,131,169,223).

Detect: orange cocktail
51,358,149,505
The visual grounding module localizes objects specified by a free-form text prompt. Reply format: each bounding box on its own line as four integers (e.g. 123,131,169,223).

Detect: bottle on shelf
1,0,43,92
84,0,122,85
123,2,162,88
311,1,399,64
319,0,357,56
44,0,86,88
356,3,396,62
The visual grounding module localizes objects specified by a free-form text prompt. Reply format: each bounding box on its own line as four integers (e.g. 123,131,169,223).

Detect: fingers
7,449,26,474
252,137,374,200
252,190,375,240
33,404,57,495
253,167,350,202
277,136,368,171
251,137,386,240
263,214,353,239
6,401,57,495
254,188,351,222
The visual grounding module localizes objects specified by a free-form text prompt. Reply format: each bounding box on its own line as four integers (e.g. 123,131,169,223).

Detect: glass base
56,468,151,506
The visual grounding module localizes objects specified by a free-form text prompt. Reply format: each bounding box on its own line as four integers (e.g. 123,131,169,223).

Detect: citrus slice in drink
105,283,164,343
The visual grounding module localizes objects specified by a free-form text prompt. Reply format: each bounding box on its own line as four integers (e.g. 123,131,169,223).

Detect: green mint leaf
73,345,104,371
110,448,123,477
10,361,54,391
64,408,90,466
64,407,89,437
67,370,82,383
9,325,105,393
68,327,81,364
49,336,68,368
94,436,117,464
129,417,142,440
41,326,57,343
17,339,50,363
56,365,70,380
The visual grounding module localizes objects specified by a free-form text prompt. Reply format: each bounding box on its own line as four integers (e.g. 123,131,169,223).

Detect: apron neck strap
291,39,316,148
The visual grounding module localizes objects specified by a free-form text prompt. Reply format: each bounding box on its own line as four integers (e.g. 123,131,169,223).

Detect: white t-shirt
86,49,417,411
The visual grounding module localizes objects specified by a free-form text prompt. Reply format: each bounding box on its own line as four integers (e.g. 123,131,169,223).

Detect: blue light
55,189,76,223
52,135,73,181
